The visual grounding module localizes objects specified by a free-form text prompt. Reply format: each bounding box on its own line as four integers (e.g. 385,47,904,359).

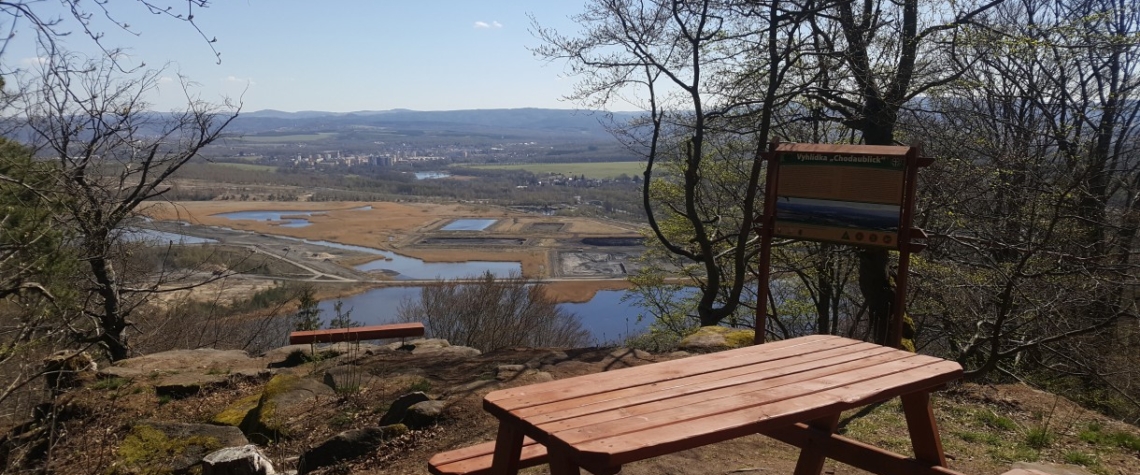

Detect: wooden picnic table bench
288,322,424,345
430,334,967,475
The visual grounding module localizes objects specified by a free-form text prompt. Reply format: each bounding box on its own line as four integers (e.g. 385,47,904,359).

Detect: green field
213,162,278,172
238,132,337,143
465,161,643,180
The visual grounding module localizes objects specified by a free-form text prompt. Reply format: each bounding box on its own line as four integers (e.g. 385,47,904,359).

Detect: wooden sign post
753,142,932,348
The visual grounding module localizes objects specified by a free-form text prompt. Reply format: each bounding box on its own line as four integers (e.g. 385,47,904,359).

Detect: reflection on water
414,171,450,180
214,210,321,228
272,236,521,279
122,228,217,244
440,219,497,231
315,288,696,345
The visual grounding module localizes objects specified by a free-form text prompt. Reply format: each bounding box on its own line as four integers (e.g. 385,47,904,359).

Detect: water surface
122,228,217,244
213,210,322,228
314,288,692,344
440,219,497,231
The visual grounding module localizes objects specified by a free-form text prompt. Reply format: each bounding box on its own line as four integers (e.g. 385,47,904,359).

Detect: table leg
792,413,840,475
901,392,948,467
489,422,525,475
548,445,581,475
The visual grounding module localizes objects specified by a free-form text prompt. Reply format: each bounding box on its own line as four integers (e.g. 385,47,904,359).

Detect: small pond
122,228,217,245
440,219,497,231
414,171,451,180
213,210,324,228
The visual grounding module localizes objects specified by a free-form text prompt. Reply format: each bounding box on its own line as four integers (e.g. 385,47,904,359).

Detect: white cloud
474,20,502,29
224,75,256,86
19,57,48,66
158,76,175,84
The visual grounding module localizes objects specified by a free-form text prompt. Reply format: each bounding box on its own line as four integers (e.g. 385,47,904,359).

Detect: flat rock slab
102,349,270,398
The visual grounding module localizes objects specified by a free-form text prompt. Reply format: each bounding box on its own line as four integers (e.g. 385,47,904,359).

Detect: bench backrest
289,322,425,344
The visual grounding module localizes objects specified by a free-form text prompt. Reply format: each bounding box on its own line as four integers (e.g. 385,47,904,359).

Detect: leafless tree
17,53,239,361
908,0,1140,401
534,0,814,330
397,272,590,352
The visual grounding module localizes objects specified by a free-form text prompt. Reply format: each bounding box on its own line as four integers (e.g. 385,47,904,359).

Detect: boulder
413,345,481,358
600,348,653,369
404,400,448,429
384,338,450,351
299,425,407,474
202,445,276,475
377,392,431,426
678,326,755,353
525,350,569,369
382,339,481,358
262,345,325,368
43,351,97,395
116,421,248,475
212,394,262,427
495,364,527,381
239,374,336,444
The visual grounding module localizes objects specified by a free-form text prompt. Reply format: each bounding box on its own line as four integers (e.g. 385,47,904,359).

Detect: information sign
773,151,905,248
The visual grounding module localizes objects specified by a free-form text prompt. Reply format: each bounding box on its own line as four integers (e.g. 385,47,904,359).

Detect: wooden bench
428,438,547,475
288,322,424,345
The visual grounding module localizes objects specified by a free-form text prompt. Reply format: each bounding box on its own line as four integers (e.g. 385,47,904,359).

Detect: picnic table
433,334,966,475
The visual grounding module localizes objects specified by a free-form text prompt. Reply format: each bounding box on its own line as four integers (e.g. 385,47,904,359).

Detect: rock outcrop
115,421,248,474
678,326,755,353
102,349,270,398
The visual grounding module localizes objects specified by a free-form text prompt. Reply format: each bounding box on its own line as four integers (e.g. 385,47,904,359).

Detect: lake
316,287,696,345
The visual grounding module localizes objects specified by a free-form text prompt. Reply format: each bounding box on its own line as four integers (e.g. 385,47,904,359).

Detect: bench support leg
901,392,947,467
792,413,839,475
490,423,525,475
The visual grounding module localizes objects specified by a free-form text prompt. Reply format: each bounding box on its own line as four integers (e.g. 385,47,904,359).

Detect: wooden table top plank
539,354,951,441
569,360,963,468
485,335,857,408
507,342,894,420
519,347,908,426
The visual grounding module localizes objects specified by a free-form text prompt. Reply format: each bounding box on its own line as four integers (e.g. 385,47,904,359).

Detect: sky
3,1,596,112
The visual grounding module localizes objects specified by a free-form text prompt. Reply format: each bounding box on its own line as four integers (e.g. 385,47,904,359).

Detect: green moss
238,374,301,444
723,329,756,348
211,394,261,426
115,425,222,475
